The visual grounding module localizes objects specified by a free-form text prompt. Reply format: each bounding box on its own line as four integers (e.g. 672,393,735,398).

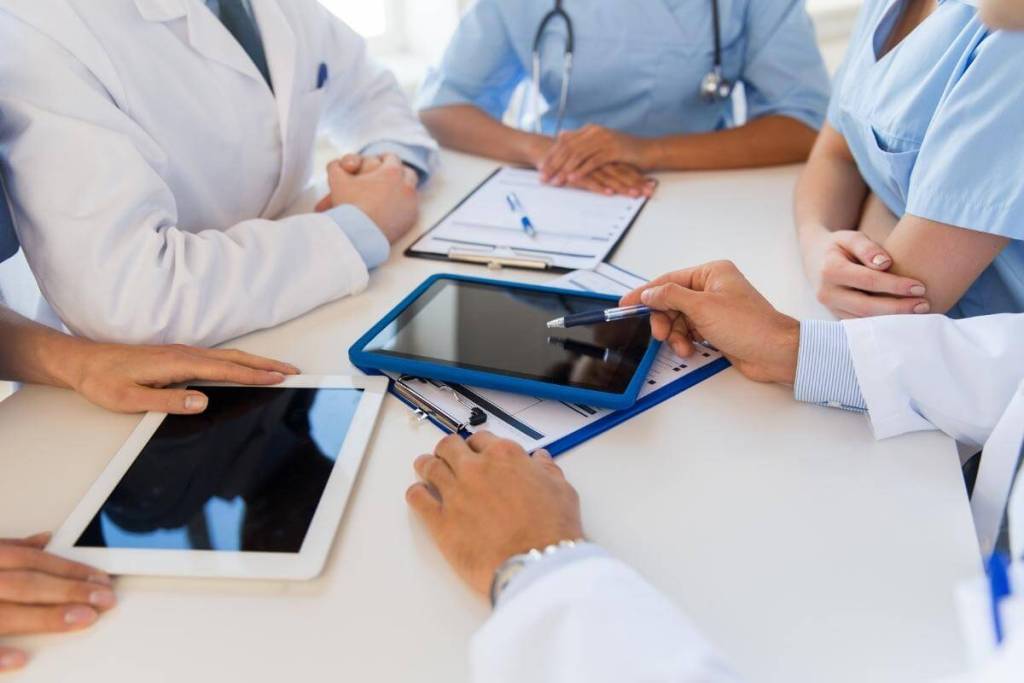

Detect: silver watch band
489,538,584,607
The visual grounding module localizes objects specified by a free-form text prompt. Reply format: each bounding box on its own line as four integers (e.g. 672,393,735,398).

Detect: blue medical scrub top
0,175,17,263
829,0,1024,317
417,0,831,137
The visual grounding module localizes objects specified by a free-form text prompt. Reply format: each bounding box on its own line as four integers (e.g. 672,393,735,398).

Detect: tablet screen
75,387,364,554
365,279,652,393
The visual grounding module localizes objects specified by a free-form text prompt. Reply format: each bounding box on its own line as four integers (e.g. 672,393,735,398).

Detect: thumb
640,283,699,315
339,154,363,173
327,160,355,184
836,231,892,270
533,448,554,461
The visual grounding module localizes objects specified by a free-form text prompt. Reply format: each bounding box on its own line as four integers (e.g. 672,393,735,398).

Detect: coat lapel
133,0,267,87
250,0,304,218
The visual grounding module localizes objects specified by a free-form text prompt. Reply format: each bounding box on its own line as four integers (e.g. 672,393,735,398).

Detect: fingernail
267,372,285,381
184,394,208,412
871,254,891,267
640,290,653,304
285,364,301,374
87,573,112,586
909,285,926,296
64,606,97,626
913,302,931,314
89,589,116,608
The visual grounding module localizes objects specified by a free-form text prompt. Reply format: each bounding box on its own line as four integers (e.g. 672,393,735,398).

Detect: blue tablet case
350,273,731,456
349,273,663,411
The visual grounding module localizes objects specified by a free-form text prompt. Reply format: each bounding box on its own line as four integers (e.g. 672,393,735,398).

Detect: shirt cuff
325,204,390,270
361,141,432,187
794,320,868,413
496,543,609,609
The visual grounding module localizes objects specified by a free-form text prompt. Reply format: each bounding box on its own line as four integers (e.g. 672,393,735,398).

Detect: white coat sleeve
315,4,439,174
470,556,742,683
842,314,1024,449
0,20,370,347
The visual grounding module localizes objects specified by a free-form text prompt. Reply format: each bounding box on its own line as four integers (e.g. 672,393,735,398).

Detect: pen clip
393,377,466,434
446,247,551,271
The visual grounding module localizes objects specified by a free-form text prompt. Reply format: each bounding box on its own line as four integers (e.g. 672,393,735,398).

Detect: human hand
621,260,801,385
539,124,651,186
405,432,583,598
565,163,657,198
0,533,115,673
315,153,418,212
64,342,299,415
804,230,929,318
326,155,420,244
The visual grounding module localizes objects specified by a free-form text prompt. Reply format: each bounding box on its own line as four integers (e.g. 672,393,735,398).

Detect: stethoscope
528,0,734,135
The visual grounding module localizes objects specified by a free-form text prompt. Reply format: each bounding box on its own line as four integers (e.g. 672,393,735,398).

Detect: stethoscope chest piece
700,66,733,103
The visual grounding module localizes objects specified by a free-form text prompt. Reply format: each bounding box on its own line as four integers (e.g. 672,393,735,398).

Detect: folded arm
795,126,935,317
796,125,1009,317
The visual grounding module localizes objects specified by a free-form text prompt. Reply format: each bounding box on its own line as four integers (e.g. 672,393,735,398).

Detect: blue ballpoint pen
546,305,652,329
506,192,538,237
987,552,1013,644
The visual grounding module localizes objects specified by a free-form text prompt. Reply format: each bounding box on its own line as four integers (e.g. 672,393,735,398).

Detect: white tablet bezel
48,375,388,581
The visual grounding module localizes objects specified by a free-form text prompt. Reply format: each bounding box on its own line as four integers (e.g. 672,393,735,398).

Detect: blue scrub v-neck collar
871,0,955,63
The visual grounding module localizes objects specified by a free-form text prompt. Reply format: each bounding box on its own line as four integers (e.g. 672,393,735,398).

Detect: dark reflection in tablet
75,387,363,554
365,280,652,393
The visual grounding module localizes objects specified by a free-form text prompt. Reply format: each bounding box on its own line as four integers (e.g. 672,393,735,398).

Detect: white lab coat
471,314,1024,683
0,0,438,345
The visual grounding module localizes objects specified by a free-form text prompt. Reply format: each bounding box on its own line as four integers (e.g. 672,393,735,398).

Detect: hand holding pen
615,261,799,385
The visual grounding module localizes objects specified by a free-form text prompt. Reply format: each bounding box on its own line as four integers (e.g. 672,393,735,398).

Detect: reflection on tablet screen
75,387,364,554
365,279,652,394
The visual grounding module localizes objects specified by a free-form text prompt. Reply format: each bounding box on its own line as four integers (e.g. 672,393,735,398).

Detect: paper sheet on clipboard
388,263,725,451
406,167,648,272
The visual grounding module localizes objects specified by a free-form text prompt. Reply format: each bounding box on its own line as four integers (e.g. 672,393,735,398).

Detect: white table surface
0,151,982,683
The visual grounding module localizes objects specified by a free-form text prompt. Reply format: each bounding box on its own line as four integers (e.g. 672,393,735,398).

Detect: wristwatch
489,538,583,607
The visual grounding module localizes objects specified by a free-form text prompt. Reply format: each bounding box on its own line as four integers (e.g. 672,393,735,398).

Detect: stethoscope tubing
528,0,732,135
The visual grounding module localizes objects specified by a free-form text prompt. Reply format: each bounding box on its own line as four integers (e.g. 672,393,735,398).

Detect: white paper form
389,263,725,451
408,167,648,271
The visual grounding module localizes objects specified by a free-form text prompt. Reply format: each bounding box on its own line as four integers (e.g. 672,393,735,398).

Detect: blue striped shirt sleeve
793,320,867,413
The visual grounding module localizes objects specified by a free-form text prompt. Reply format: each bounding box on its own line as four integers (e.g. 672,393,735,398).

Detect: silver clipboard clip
393,376,488,434
445,246,553,271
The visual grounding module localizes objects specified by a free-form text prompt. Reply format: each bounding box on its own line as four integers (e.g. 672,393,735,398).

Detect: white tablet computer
48,376,387,581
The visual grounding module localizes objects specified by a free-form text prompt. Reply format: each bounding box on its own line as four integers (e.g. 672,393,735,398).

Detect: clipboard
405,167,650,273
385,359,728,457
363,265,731,457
